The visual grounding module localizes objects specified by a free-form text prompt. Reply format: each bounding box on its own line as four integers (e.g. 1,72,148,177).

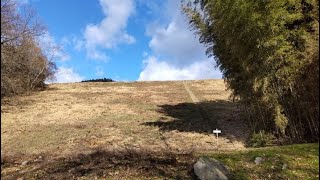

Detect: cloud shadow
142,100,249,143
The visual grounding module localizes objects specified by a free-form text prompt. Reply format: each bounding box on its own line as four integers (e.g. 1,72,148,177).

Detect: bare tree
1,0,45,45
1,0,56,97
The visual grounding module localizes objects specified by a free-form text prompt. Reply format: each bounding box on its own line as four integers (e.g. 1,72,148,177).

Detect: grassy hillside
1,80,318,179
205,143,319,180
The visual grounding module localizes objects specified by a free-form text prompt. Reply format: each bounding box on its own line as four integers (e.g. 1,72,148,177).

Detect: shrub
249,130,276,147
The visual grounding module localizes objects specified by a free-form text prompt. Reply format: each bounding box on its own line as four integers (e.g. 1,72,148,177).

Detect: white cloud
38,32,70,61
138,0,222,81
60,35,85,52
138,56,221,81
50,67,84,83
148,17,205,66
146,1,207,66
88,49,109,62
83,0,135,60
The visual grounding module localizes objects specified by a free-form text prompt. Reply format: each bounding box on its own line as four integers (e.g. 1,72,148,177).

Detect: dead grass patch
1,80,248,179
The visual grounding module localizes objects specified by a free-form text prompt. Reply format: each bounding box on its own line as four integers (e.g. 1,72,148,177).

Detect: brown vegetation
1,0,56,97
1,80,248,178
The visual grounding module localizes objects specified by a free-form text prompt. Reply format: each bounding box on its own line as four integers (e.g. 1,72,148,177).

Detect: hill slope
2,79,249,178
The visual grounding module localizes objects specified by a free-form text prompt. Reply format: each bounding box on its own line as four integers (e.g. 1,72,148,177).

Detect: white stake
213,128,221,148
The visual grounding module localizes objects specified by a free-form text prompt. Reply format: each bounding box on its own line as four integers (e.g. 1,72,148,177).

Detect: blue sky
25,0,222,82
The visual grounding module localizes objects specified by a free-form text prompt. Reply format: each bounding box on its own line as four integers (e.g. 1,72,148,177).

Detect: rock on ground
194,157,229,180
254,157,263,165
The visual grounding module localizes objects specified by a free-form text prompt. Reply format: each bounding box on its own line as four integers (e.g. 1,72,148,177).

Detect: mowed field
1,80,249,179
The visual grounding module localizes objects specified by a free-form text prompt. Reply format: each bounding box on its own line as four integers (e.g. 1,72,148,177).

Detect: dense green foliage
184,0,319,142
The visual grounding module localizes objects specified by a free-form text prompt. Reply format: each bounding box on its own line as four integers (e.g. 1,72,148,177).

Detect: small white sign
213,128,221,149
213,129,221,134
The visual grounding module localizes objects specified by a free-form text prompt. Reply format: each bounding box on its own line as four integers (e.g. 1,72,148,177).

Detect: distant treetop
81,78,114,82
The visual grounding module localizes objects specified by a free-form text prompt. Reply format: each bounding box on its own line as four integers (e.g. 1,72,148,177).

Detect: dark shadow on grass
142,100,249,143
1,149,197,179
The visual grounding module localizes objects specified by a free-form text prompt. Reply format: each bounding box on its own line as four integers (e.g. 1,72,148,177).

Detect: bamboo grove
183,0,319,143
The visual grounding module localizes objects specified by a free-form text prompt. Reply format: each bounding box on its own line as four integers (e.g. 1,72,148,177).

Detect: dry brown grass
1,79,248,179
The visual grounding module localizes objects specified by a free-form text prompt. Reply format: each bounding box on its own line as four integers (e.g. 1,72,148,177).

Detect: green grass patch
199,143,319,179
